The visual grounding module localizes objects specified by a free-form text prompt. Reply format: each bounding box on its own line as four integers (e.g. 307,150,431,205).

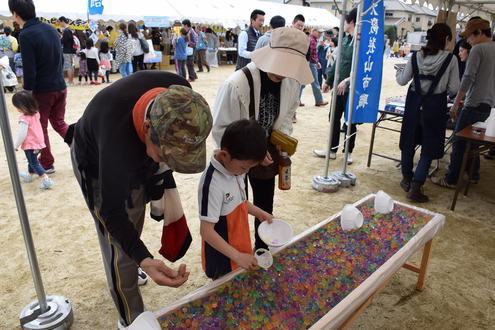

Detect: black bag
241,67,279,179
139,37,150,54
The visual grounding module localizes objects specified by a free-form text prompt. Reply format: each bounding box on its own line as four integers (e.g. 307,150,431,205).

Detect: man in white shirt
235,9,265,71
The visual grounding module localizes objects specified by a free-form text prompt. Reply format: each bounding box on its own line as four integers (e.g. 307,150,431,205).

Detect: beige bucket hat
251,27,313,85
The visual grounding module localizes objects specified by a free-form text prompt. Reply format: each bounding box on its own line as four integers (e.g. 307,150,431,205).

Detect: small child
14,51,23,84
198,119,273,280
173,28,188,79
82,39,100,84
12,91,53,189
78,52,88,84
99,41,113,83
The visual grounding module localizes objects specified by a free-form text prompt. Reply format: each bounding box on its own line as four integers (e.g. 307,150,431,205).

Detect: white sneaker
347,154,353,165
20,172,33,183
40,177,53,190
313,150,337,159
138,267,148,286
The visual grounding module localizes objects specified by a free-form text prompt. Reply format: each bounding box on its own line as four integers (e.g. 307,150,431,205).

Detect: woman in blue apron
396,23,459,202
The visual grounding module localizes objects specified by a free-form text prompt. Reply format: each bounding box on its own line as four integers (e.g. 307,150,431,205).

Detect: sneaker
20,172,33,183
138,267,148,286
315,101,329,107
430,176,455,189
329,151,337,160
346,153,353,165
44,167,56,174
40,177,53,190
313,149,327,158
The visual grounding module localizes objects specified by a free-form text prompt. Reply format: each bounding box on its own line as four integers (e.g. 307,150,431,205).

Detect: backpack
73,35,81,52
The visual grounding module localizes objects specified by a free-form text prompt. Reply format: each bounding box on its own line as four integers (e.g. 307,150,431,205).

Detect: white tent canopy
411,0,495,20
0,0,340,28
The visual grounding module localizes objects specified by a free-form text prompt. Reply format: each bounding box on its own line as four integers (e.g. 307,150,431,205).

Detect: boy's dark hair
99,40,109,54
79,52,86,60
250,9,265,22
293,14,305,24
12,90,38,115
4,26,12,36
180,27,187,36
181,19,191,28
9,0,36,21
422,23,452,57
59,16,69,24
459,39,471,51
270,15,285,29
346,8,357,24
85,38,93,49
106,25,113,32
220,119,267,162
333,26,340,32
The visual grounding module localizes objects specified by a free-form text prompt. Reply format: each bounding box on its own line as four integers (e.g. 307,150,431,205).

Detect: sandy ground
0,59,494,330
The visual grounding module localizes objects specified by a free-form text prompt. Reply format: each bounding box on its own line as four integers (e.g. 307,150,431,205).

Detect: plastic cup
254,248,273,269
374,190,394,214
341,204,364,231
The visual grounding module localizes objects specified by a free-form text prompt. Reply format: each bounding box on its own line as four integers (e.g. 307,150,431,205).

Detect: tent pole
322,0,349,178
0,85,73,328
342,0,363,175
0,88,48,314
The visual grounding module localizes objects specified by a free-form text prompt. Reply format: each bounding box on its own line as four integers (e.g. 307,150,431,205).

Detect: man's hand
317,62,322,70
234,252,258,270
337,79,348,95
139,258,189,287
450,102,460,120
322,83,330,93
260,151,273,167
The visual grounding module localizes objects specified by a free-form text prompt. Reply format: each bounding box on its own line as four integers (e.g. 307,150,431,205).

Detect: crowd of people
4,0,495,327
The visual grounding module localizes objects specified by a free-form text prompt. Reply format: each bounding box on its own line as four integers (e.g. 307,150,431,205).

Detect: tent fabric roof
410,0,495,19
0,0,340,28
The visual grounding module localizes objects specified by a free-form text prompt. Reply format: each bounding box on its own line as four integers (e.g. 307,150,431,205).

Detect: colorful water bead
159,199,432,329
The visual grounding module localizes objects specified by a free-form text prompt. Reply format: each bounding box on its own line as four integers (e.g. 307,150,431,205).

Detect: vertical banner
88,0,104,15
347,0,384,124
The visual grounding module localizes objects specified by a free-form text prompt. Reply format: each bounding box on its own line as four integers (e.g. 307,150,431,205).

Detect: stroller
0,55,18,93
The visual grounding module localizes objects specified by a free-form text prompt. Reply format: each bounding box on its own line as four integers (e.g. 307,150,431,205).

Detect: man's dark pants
445,103,491,184
33,88,69,169
186,54,197,80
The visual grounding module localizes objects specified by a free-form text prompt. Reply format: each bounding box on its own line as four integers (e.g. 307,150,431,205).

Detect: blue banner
88,0,104,15
346,0,384,124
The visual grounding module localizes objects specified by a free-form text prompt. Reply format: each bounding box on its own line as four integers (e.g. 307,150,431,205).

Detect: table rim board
449,125,495,211
153,194,445,329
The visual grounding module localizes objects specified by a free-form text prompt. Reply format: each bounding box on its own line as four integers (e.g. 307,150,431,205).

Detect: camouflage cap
149,85,212,173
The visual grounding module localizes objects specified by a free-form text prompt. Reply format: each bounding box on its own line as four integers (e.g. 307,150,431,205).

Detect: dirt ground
0,59,494,329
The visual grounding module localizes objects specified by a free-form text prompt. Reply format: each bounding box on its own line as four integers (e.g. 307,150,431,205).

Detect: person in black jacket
9,0,68,174
71,71,212,327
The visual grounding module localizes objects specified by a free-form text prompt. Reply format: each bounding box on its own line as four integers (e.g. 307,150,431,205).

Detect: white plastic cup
341,204,364,231
254,248,273,269
374,190,394,214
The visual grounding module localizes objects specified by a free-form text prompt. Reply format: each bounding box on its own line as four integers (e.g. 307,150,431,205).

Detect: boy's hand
261,151,273,167
258,210,274,224
234,252,258,270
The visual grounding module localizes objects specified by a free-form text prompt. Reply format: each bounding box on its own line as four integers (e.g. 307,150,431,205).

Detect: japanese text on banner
346,0,384,124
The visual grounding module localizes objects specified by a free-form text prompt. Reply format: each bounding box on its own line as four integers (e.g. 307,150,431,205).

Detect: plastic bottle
278,151,291,190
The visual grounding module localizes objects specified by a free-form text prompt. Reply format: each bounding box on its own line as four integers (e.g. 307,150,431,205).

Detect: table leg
415,240,432,291
464,150,477,196
367,115,384,168
450,141,471,211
